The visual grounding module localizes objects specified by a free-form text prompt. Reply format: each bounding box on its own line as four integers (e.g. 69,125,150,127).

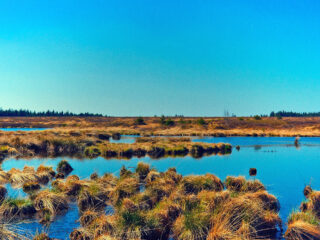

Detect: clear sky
1,0,320,116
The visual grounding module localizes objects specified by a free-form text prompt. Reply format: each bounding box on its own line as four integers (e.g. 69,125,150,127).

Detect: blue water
194,136,320,146
109,135,139,144
3,137,320,239
19,203,80,239
0,128,49,132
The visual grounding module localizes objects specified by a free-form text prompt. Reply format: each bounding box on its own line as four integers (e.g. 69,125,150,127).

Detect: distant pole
294,136,300,147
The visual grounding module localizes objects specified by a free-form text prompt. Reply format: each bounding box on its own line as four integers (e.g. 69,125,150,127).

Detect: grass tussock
34,190,68,216
285,186,320,239
225,176,265,193
0,198,36,220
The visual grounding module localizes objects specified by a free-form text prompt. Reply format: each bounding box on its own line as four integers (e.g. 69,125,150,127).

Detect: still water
2,137,320,239
0,128,49,132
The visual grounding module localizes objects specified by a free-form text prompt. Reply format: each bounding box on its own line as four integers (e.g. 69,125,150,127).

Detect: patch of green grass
197,118,207,125
288,210,319,225
0,145,9,154
4,198,32,207
135,117,145,125
84,146,102,158
120,210,145,227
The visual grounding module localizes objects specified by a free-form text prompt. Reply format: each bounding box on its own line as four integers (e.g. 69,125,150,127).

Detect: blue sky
1,0,320,116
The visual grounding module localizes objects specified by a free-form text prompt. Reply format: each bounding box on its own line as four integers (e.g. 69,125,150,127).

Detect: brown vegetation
0,130,231,160
285,186,320,240
0,162,283,240
1,116,320,137
65,164,281,240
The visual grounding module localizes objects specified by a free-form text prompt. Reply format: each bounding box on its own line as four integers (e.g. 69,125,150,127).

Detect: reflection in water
254,145,262,151
18,203,80,239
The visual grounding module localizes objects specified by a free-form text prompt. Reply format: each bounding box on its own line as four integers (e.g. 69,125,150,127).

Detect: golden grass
63,163,281,240
0,223,31,240
8,168,38,186
285,220,320,240
0,127,231,160
285,188,320,239
208,194,281,240
34,190,68,215
0,162,285,240
2,116,320,139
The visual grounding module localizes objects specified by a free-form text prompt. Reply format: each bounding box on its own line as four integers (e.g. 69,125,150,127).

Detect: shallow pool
0,128,49,132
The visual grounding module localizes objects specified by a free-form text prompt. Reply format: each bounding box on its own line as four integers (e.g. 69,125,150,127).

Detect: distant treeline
270,111,320,117
0,109,103,117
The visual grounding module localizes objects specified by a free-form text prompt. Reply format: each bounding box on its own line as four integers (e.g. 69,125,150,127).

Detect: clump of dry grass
135,162,150,180
111,176,140,205
36,165,56,180
69,228,92,240
57,160,73,175
33,232,53,240
285,187,320,239
8,168,38,186
34,190,68,216
225,176,265,193
0,223,31,240
77,189,109,212
22,182,40,194
207,193,281,240
285,220,320,239
6,164,57,188
79,209,100,227
0,198,36,220
0,170,10,184
180,174,223,194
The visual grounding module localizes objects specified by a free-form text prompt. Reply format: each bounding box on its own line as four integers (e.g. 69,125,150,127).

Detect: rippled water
2,137,320,239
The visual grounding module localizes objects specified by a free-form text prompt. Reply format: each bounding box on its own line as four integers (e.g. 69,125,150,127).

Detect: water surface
0,128,49,132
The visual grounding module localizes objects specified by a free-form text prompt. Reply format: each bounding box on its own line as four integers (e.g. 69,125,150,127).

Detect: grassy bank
2,116,320,137
0,131,231,160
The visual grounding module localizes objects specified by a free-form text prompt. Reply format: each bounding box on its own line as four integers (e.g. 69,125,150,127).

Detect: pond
0,128,50,132
109,134,139,144
2,137,320,239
